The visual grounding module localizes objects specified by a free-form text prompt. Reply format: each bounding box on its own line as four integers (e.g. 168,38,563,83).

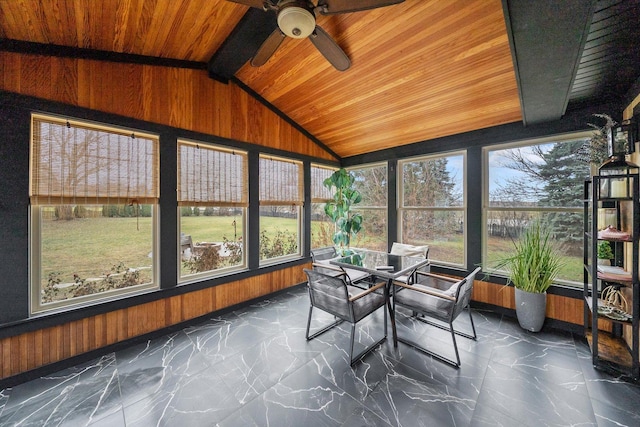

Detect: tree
400,158,458,240
36,125,102,220
350,165,387,244
539,140,590,253
497,140,590,254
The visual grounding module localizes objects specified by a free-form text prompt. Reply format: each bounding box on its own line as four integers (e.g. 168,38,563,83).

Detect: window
484,132,591,286
178,141,247,280
259,155,303,262
30,114,159,314
398,152,466,266
349,163,388,251
310,163,337,249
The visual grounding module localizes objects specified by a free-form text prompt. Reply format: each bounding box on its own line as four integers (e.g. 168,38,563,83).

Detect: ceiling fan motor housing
277,1,315,38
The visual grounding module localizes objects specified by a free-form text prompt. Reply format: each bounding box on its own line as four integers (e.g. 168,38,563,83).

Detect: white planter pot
514,287,547,332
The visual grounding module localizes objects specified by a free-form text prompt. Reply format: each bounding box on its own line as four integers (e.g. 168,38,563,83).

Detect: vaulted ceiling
1,0,639,159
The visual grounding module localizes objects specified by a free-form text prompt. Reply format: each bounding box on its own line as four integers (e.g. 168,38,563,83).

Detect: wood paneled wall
0,50,587,381
0,264,308,380
0,51,335,161
0,51,333,381
472,279,584,325
0,268,585,381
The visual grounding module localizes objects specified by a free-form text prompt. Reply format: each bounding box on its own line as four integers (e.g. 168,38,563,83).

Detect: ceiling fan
228,0,405,71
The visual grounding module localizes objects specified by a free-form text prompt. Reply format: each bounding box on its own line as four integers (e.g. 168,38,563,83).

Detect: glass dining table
331,249,430,348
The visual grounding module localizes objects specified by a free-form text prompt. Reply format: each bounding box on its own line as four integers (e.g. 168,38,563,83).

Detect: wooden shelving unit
584,174,640,379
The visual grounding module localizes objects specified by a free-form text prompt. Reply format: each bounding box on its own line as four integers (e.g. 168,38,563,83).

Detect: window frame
348,162,389,252
258,154,304,265
177,139,249,282
482,131,592,287
397,151,467,268
29,113,159,315
310,163,338,249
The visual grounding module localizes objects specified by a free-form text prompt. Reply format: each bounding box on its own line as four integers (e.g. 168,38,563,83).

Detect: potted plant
494,221,563,332
597,241,614,266
323,168,363,255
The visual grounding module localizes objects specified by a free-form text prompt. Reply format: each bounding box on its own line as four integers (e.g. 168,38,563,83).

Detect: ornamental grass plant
496,221,563,293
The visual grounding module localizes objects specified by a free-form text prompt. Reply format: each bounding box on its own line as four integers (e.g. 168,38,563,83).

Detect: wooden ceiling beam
207,8,277,83
0,38,208,71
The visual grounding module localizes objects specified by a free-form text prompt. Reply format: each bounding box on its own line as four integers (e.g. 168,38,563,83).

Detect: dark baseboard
471,301,584,335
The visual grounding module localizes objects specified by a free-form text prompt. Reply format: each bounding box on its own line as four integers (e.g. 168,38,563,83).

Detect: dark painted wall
0,88,625,332
0,103,30,323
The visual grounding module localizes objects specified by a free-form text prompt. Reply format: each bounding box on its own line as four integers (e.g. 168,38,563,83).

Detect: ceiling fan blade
251,28,286,66
309,26,350,71
317,0,405,15
227,0,270,9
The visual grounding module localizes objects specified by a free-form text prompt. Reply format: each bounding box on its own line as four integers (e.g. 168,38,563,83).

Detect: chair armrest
349,281,386,302
416,271,459,283
394,281,456,301
312,262,346,274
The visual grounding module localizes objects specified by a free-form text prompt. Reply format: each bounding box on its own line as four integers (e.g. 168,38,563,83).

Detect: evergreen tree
538,140,590,253
500,140,590,254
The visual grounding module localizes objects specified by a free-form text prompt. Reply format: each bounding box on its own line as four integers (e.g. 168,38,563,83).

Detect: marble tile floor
1,285,640,427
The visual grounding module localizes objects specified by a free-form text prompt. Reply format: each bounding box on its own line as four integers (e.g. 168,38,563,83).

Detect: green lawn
486,236,583,285
180,215,300,243
180,214,244,243
41,216,154,284
39,216,584,287
41,215,302,285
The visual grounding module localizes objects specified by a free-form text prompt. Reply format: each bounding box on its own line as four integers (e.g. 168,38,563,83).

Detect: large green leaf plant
323,168,363,255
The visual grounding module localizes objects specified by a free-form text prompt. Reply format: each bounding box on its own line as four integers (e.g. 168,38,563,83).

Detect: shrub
43,272,61,303
42,263,147,302
184,245,222,273
182,237,244,273
223,236,243,265
259,229,298,259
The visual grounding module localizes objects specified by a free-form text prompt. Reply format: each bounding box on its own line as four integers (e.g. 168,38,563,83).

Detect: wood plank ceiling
233,0,522,157
0,0,522,158
2,0,637,159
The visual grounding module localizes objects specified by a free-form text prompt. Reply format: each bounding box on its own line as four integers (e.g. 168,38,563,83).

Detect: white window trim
29,114,160,315
177,139,249,281
259,154,304,265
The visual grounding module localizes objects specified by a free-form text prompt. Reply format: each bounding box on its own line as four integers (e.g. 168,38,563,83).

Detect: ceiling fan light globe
277,6,315,39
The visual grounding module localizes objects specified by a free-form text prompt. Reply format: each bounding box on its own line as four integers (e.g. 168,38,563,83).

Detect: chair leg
349,323,356,364
305,305,313,339
384,299,388,337
397,336,460,368
399,310,479,368
450,322,461,367
467,306,477,340
306,305,343,341
416,313,476,340
349,321,387,366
